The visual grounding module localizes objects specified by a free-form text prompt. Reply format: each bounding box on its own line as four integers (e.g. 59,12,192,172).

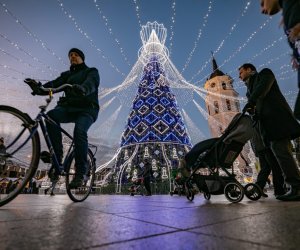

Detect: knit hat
68,48,85,61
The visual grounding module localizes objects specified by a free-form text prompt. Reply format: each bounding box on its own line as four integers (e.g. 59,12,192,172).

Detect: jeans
46,107,94,177
270,138,300,188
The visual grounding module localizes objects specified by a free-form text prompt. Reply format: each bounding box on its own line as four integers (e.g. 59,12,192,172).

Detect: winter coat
280,0,300,63
43,63,100,121
246,68,300,143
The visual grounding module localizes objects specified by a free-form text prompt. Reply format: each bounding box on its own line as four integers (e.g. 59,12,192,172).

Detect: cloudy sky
0,0,297,151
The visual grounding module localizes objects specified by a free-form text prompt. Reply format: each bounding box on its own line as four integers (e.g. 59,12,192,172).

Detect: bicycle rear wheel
65,149,96,202
0,105,40,206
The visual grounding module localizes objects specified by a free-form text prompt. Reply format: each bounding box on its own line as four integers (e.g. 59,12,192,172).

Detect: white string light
56,0,125,76
91,105,122,139
1,2,67,67
181,0,213,73
249,35,284,62
182,109,206,143
132,0,142,28
190,1,252,82
168,1,176,56
99,96,117,114
0,47,56,79
0,33,60,76
93,0,131,67
194,17,273,85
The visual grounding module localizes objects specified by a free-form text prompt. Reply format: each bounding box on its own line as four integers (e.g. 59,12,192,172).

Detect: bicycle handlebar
40,84,73,94
24,78,74,96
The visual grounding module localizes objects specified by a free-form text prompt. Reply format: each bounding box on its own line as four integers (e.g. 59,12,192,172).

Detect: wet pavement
0,191,300,250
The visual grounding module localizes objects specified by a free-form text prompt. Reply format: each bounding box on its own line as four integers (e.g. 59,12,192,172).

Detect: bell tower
204,55,240,136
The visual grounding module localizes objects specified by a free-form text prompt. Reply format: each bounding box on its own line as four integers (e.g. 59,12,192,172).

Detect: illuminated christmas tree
113,22,192,192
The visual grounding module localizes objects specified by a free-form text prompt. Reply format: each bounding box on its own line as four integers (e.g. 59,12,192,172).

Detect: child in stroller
179,112,262,203
129,177,144,196
170,170,186,196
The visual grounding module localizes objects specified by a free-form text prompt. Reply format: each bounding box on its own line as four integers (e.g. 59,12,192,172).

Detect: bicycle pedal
60,170,66,176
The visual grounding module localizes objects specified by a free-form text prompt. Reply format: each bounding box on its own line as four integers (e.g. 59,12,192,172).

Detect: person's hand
288,23,300,43
72,84,86,96
24,78,43,95
291,56,300,70
242,102,256,114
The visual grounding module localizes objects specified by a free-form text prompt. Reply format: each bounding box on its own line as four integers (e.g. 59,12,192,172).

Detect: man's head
68,48,85,65
260,0,281,15
238,63,257,82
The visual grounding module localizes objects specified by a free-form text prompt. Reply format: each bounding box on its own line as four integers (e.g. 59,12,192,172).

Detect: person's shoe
50,192,55,196
274,190,286,198
276,187,300,201
261,192,268,198
68,177,83,189
48,168,59,182
145,193,152,196
44,189,48,195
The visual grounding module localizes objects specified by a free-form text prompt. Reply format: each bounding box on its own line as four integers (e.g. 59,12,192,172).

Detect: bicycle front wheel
0,105,40,206
65,149,96,202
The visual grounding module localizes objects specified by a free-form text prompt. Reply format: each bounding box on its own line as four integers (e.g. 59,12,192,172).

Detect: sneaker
44,189,48,195
68,177,83,189
50,192,55,196
261,192,268,198
48,168,59,182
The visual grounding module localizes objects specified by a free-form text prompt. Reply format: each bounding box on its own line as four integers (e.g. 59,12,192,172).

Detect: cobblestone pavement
1,192,300,250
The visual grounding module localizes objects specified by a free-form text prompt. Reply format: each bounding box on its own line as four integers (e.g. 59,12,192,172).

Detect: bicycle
0,80,97,206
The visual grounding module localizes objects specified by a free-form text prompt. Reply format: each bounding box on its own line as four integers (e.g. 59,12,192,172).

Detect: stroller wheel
224,182,244,203
203,192,211,200
186,188,194,201
244,183,262,201
185,182,194,201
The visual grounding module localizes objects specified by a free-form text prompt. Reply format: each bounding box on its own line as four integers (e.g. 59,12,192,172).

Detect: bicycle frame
38,112,75,174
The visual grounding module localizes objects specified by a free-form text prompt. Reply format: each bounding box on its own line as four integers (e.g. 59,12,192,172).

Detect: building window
207,105,210,115
214,101,219,114
210,82,215,88
226,99,231,110
235,102,239,111
222,82,226,90
219,126,223,134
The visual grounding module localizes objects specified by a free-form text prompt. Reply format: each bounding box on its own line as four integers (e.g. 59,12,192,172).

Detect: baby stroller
129,177,144,196
170,174,186,196
182,112,262,203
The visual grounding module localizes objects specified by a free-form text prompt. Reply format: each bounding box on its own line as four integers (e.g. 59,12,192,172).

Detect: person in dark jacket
239,63,300,201
28,48,100,189
142,158,153,196
260,0,300,119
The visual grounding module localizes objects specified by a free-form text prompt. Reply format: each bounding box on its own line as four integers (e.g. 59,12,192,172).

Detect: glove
72,84,86,96
24,78,43,95
242,102,256,114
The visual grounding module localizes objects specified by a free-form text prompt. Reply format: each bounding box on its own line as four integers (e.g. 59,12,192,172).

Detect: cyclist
26,48,100,189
